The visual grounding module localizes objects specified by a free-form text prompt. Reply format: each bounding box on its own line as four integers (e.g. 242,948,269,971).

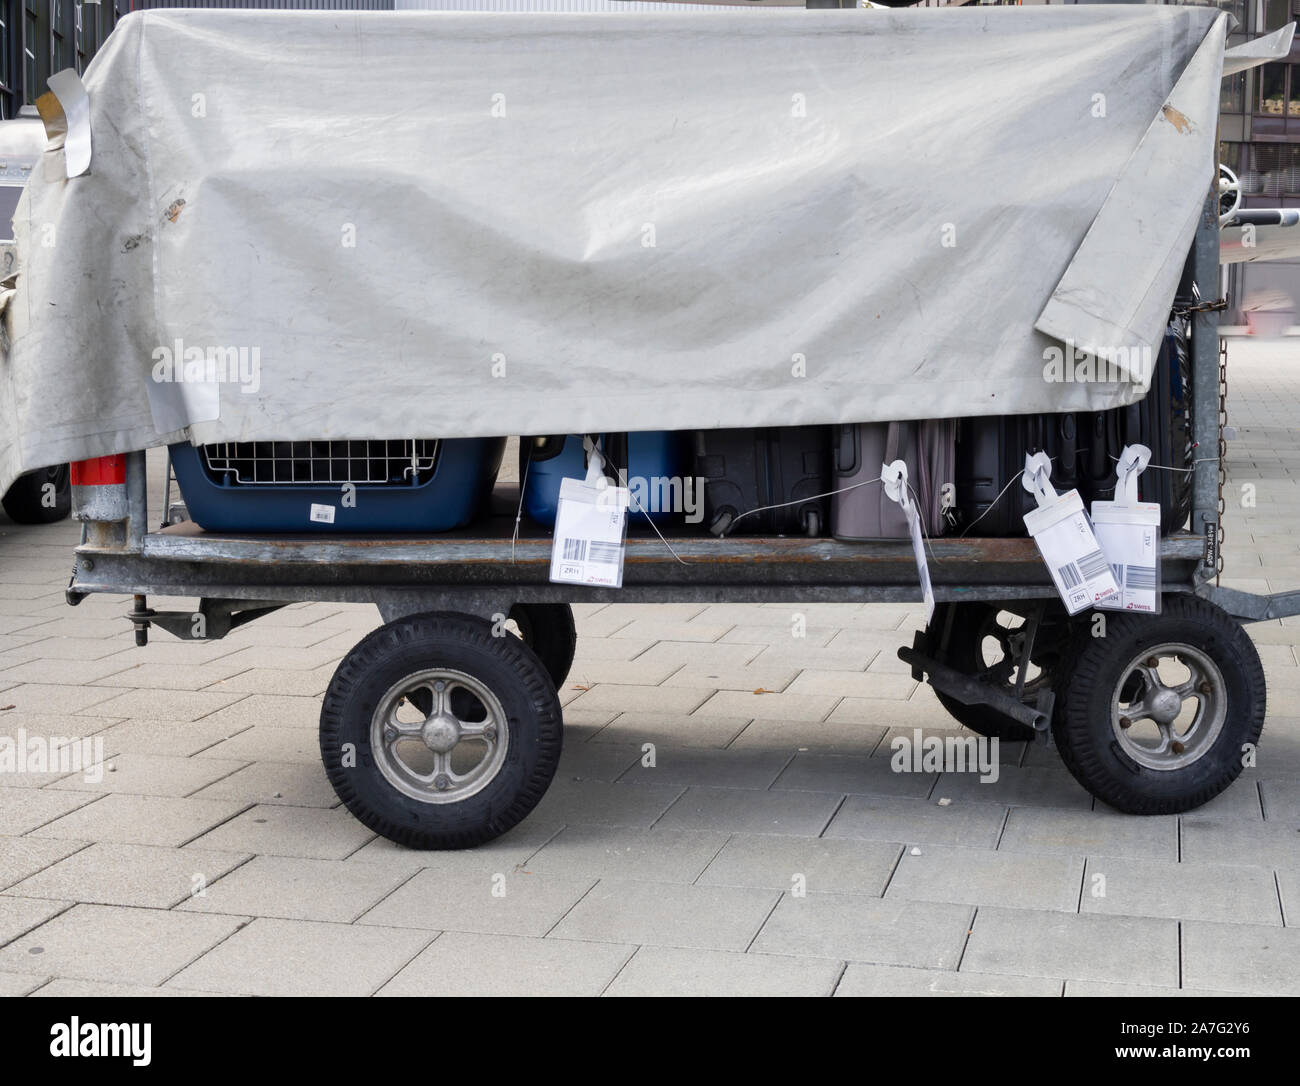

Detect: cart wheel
320,611,563,849
1051,596,1265,814
926,602,1057,742
507,603,577,688
2,464,71,524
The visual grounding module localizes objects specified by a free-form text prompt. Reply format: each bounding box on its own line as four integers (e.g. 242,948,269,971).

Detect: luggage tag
549,438,630,589
1021,451,1119,616
882,459,935,625
1091,444,1162,614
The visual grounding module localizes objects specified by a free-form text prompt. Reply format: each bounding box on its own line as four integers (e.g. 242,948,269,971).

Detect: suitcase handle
835,425,858,477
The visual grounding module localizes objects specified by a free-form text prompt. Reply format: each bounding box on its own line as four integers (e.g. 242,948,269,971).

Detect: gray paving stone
934,763,1093,811
0,896,71,945
1261,776,1300,821
6,842,248,909
700,690,839,722
835,962,1062,997
194,725,321,765
1,683,124,716
379,932,634,997
887,846,1084,912
0,836,86,890
563,684,714,716
549,879,778,952
189,760,340,809
697,834,901,896
0,904,245,985
522,825,728,883
345,818,560,876
997,807,1179,861
555,741,643,783
76,687,248,722
91,718,250,758
358,869,595,936
591,711,752,749
963,906,1179,987
528,778,685,829
0,971,50,996
1182,919,1300,996
47,752,248,799
28,793,248,848
167,917,432,996
1063,979,1245,997
1080,857,1283,926
773,752,937,798
752,894,973,968
824,794,1007,849
1180,817,1300,867
180,855,411,923
617,746,791,790
30,978,221,997
182,693,328,730
661,664,801,693
605,946,842,997
655,786,843,837
0,788,96,835
730,719,889,755
187,804,374,860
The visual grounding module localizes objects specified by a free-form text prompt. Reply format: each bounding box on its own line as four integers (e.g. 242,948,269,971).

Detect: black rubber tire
926,602,1041,742
2,464,71,524
320,611,563,849
508,603,577,688
1051,595,1266,814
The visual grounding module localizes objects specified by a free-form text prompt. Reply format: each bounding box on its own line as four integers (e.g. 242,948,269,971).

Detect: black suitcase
955,412,1080,536
1078,318,1192,532
694,427,829,536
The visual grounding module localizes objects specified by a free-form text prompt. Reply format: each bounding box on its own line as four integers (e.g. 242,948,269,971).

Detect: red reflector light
71,455,127,487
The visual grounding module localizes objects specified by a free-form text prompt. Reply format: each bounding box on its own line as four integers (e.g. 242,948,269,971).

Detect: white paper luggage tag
1021,451,1119,616
1091,444,1162,614
549,441,630,589
882,459,935,625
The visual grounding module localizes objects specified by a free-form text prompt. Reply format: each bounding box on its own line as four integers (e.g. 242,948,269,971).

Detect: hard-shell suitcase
694,427,829,536
1077,318,1193,532
170,437,505,533
831,420,956,539
520,432,688,528
955,412,1079,536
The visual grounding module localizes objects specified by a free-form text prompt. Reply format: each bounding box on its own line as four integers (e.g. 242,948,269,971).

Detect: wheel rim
1109,643,1227,771
974,608,1047,695
369,668,510,804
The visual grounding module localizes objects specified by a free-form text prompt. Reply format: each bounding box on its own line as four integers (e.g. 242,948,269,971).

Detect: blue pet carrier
170,437,505,533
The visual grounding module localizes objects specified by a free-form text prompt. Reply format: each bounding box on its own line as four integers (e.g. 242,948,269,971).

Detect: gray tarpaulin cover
0,6,1228,491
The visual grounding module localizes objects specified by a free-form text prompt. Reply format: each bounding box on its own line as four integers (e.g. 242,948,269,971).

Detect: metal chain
1174,297,1229,317
1216,336,1228,586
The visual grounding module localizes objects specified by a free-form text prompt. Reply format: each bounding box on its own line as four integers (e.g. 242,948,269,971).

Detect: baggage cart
62,196,1300,847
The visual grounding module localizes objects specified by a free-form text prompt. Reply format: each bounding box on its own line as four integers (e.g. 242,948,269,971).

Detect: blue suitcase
520,432,689,527
170,437,505,533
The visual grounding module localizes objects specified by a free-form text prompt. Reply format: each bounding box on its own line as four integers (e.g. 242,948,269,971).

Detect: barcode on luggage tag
588,540,623,565
562,538,586,562
1057,549,1107,591
1125,565,1157,591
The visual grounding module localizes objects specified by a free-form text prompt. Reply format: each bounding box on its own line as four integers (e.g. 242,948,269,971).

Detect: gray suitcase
831,420,956,540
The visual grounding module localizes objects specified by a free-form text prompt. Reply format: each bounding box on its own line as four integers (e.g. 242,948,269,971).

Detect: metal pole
1190,190,1221,569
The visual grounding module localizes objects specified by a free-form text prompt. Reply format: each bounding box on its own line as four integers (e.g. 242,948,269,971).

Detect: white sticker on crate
309,503,336,524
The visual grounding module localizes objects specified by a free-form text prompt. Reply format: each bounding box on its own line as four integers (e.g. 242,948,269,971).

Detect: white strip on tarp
1222,22,1295,76
0,7,1227,491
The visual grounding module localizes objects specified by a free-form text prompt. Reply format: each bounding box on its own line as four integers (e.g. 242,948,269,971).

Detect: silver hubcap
1109,643,1227,771
370,668,509,804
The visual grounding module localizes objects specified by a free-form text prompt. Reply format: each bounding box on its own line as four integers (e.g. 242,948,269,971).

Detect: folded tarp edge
1222,22,1295,76
1034,12,1227,386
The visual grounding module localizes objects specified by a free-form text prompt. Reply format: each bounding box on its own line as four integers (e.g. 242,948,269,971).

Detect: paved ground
0,338,1297,997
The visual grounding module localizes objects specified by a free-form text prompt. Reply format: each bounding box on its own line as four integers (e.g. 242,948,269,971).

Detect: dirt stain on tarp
1161,105,1192,134
164,198,186,224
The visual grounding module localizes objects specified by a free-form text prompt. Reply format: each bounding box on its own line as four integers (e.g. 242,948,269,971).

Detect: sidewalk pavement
0,339,1296,997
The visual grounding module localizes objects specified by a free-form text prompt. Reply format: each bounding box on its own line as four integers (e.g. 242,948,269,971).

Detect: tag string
723,476,884,536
